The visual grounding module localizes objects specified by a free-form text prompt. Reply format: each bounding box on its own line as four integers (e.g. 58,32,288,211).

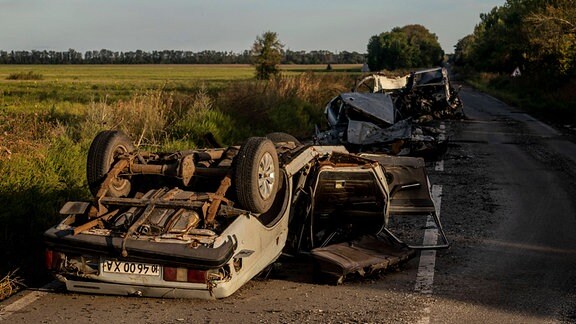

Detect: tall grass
6,71,43,80
170,86,238,148
83,90,173,145
217,73,351,138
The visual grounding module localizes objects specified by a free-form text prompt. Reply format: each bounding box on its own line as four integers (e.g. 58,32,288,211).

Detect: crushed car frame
315,92,448,157
354,67,464,120
44,130,448,299
315,67,462,157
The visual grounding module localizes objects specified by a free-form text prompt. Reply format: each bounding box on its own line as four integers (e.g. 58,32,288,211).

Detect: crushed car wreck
315,67,462,157
354,67,464,120
44,130,448,299
315,92,447,157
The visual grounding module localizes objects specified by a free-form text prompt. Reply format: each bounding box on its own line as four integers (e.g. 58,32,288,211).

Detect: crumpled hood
339,92,396,125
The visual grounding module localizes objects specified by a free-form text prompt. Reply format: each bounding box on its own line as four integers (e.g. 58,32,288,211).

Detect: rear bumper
44,227,235,269
62,278,228,299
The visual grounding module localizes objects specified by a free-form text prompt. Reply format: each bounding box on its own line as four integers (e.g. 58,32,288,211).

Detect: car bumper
63,278,221,299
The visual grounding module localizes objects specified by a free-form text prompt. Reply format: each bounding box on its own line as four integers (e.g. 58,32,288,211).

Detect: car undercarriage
44,130,448,299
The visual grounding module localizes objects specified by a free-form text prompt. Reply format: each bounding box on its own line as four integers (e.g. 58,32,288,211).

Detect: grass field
0,64,361,289
0,64,361,108
0,63,362,80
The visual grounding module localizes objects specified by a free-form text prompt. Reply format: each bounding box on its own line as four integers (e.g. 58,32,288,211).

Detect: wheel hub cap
258,152,275,200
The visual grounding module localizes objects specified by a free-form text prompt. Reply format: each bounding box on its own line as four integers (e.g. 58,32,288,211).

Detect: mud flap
310,235,415,284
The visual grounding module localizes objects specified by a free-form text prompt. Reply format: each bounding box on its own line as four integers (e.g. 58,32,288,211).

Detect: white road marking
434,160,444,172
414,185,442,294
0,291,47,321
415,184,442,324
438,122,446,142
0,282,56,321
436,122,446,172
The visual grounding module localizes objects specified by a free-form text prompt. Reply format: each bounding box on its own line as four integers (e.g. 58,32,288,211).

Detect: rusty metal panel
310,235,415,284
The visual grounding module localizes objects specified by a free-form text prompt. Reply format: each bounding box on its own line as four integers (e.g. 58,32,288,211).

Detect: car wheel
234,137,279,213
265,132,301,146
87,130,134,197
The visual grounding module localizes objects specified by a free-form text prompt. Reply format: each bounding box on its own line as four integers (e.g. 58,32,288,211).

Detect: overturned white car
44,130,448,299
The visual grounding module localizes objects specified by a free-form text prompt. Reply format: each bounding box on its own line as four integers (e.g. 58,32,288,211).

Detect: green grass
0,64,361,84
0,64,253,82
0,64,362,108
0,65,255,106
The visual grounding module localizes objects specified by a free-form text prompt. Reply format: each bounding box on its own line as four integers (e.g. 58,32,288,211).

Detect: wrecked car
315,92,447,158
354,67,464,120
315,67,462,157
44,130,448,299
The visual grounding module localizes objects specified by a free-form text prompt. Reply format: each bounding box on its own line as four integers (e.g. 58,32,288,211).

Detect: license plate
102,260,160,276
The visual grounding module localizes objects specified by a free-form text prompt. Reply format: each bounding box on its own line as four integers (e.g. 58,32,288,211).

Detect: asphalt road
1,86,575,323
425,87,576,323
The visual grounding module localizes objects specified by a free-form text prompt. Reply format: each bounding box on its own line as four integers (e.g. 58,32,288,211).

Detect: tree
470,4,527,72
366,24,443,71
453,34,477,66
251,31,284,80
367,30,414,71
400,25,444,67
525,0,576,76
453,0,576,78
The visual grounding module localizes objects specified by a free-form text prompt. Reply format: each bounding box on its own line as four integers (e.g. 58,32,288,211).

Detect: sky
0,0,505,54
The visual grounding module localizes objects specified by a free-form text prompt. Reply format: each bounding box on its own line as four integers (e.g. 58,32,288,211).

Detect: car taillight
187,269,207,283
45,249,53,270
45,249,62,270
163,266,207,283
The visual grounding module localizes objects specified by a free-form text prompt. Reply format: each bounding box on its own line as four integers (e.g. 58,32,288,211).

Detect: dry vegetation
6,71,43,80
0,269,24,301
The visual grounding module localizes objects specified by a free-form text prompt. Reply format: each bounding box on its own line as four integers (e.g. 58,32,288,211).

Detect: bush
268,98,322,138
0,145,87,286
0,111,88,287
216,73,350,138
172,87,238,147
6,71,43,80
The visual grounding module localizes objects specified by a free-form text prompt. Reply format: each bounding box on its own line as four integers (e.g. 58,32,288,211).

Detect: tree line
0,49,365,65
454,0,576,79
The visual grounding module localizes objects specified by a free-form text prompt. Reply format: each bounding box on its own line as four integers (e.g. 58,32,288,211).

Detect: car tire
87,130,134,197
234,137,279,213
265,132,301,146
